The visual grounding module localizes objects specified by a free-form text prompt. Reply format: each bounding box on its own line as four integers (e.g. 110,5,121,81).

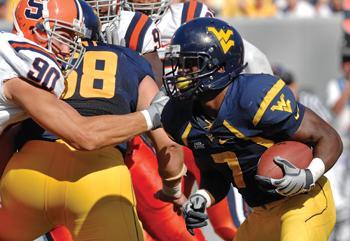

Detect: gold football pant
0,140,144,241
234,176,336,241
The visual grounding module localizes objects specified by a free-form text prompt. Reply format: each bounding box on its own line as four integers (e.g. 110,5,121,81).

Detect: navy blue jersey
63,41,154,116
162,74,305,207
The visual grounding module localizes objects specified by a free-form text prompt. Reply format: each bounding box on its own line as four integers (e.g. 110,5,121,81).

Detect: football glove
183,193,208,235
143,87,169,130
255,156,315,197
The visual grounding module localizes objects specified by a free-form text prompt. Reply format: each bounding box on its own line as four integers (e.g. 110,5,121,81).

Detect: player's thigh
0,145,56,241
72,194,144,241
234,209,280,241
65,147,143,241
281,176,336,241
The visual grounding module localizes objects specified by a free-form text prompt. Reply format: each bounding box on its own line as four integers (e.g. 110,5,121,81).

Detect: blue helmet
79,0,102,41
163,17,246,100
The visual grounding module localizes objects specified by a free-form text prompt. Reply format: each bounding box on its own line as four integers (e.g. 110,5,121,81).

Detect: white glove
141,87,169,130
255,156,316,197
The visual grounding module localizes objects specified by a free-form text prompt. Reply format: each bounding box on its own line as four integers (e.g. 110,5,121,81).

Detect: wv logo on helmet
207,27,235,54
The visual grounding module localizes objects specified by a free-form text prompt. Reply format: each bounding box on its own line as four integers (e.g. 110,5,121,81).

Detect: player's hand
146,87,169,129
255,156,315,197
183,193,208,236
156,190,187,215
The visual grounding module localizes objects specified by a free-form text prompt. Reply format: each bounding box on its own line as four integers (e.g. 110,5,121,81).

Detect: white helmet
123,0,171,22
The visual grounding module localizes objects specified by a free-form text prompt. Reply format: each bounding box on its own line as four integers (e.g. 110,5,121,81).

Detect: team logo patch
194,141,205,150
207,27,234,54
270,94,292,113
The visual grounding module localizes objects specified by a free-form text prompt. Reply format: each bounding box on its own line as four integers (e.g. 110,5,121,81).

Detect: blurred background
2,0,349,240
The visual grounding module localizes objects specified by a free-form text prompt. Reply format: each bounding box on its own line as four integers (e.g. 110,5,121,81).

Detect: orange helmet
13,0,87,75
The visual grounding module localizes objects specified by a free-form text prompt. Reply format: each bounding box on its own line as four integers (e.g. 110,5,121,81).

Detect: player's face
96,1,111,16
50,29,76,62
86,0,119,21
174,58,201,90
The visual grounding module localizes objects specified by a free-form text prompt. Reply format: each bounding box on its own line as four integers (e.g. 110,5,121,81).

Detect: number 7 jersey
0,32,65,134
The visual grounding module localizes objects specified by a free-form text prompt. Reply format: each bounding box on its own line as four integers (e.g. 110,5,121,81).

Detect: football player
85,0,163,83
0,0,166,153
124,0,273,80
0,1,181,241
122,0,272,240
161,17,341,241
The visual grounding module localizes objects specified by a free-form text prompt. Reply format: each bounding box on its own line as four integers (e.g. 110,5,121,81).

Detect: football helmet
85,0,123,25
13,0,87,76
123,0,171,22
163,17,246,100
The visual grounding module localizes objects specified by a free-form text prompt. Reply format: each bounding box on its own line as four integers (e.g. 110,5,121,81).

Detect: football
257,141,313,179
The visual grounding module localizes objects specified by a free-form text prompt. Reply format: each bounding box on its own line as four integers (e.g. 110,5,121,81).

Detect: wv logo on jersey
207,27,234,54
270,94,292,113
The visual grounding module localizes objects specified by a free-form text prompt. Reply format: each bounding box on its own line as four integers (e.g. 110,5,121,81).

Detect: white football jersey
0,32,65,134
157,1,272,75
104,10,160,54
157,1,213,60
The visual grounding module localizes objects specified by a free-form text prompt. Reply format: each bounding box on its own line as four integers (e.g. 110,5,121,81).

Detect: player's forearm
292,108,343,172
6,79,150,151
148,129,185,186
80,112,148,150
311,127,342,172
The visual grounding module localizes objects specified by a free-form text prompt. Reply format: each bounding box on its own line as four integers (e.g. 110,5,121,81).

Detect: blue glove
183,193,208,235
255,156,315,197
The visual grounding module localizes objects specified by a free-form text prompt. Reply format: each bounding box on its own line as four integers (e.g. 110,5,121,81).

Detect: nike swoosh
294,105,300,120
219,139,230,145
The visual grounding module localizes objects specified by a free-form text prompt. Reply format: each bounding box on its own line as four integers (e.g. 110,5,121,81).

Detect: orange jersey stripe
129,14,149,51
186,0,198,22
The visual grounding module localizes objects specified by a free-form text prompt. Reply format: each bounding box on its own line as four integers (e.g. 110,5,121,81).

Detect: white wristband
196,189,212,208
140,110,153,131
307,157,325,182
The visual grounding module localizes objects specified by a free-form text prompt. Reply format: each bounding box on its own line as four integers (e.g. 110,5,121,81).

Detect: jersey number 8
64,51,118,99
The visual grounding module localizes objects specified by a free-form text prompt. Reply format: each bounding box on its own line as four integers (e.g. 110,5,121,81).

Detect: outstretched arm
136,75,186,199
4,78,153,151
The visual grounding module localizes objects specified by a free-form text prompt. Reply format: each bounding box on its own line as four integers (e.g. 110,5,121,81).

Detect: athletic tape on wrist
140,110,153,131
196,189,212,208
307,157,325,182
162,182,182,199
